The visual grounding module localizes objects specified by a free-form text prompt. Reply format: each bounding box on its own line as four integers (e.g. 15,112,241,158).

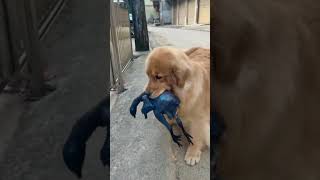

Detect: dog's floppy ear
167,51,192,88
170,64,190,88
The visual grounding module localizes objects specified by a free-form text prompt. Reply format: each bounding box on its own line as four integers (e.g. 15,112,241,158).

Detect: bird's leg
176,116,193,145
129,91,149,118
154,110,182,147
141,95,154,118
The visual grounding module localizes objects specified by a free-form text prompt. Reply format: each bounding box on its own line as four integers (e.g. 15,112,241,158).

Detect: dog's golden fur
144,46,210,166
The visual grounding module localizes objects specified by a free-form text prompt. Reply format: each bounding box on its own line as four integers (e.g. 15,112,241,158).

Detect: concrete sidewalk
110,55,176,180
148,26,210,49
150,24,210,32
0,0,108,179
110,27,210,180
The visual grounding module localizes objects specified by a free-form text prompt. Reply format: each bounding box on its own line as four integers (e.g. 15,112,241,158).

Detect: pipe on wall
0,0,13,80
194,0,199,24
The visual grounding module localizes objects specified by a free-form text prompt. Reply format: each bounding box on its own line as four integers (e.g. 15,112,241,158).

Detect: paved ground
0,94,25,161
148,26,210,49
0,0,108,179
152,24,210,32
110,26,210,180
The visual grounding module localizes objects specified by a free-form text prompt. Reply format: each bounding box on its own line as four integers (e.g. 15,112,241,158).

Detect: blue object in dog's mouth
129,90,193,147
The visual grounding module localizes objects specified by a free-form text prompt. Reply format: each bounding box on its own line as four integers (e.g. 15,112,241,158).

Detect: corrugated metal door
177,0,187,25
198,0,210,24
187,0,195,25
172,0,177,25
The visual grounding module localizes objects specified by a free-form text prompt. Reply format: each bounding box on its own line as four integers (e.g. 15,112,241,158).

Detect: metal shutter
187,0,196,24
198,0,210,24
177,0,187,25
172,0,177,24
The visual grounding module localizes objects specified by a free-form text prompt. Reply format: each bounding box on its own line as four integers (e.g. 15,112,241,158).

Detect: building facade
145,0,160,24
149,0,210,25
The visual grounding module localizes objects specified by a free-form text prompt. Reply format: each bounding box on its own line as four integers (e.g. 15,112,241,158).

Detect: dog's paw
184,147,201,166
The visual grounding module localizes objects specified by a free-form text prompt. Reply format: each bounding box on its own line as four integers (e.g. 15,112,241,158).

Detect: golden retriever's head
144,47,191,98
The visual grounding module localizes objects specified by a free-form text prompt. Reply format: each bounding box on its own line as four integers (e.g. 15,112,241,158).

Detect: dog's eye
155,75,162,80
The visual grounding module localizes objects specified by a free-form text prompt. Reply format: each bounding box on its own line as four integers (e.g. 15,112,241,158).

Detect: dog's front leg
184,120,209,166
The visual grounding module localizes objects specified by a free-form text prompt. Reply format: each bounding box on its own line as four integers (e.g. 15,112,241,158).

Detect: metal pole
186,0,189,25
130,0,149,51
160,0,163,25
177,0,179,25
171,0,174,24
195,0,199,24
0,0,13,80
23,0,45,98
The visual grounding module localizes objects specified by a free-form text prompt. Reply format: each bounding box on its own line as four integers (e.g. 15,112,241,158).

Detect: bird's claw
184,132,193,145
129,108,136,118
172,134,182,147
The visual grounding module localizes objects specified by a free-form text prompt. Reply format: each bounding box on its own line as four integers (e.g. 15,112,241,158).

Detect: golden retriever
144,46,210,166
